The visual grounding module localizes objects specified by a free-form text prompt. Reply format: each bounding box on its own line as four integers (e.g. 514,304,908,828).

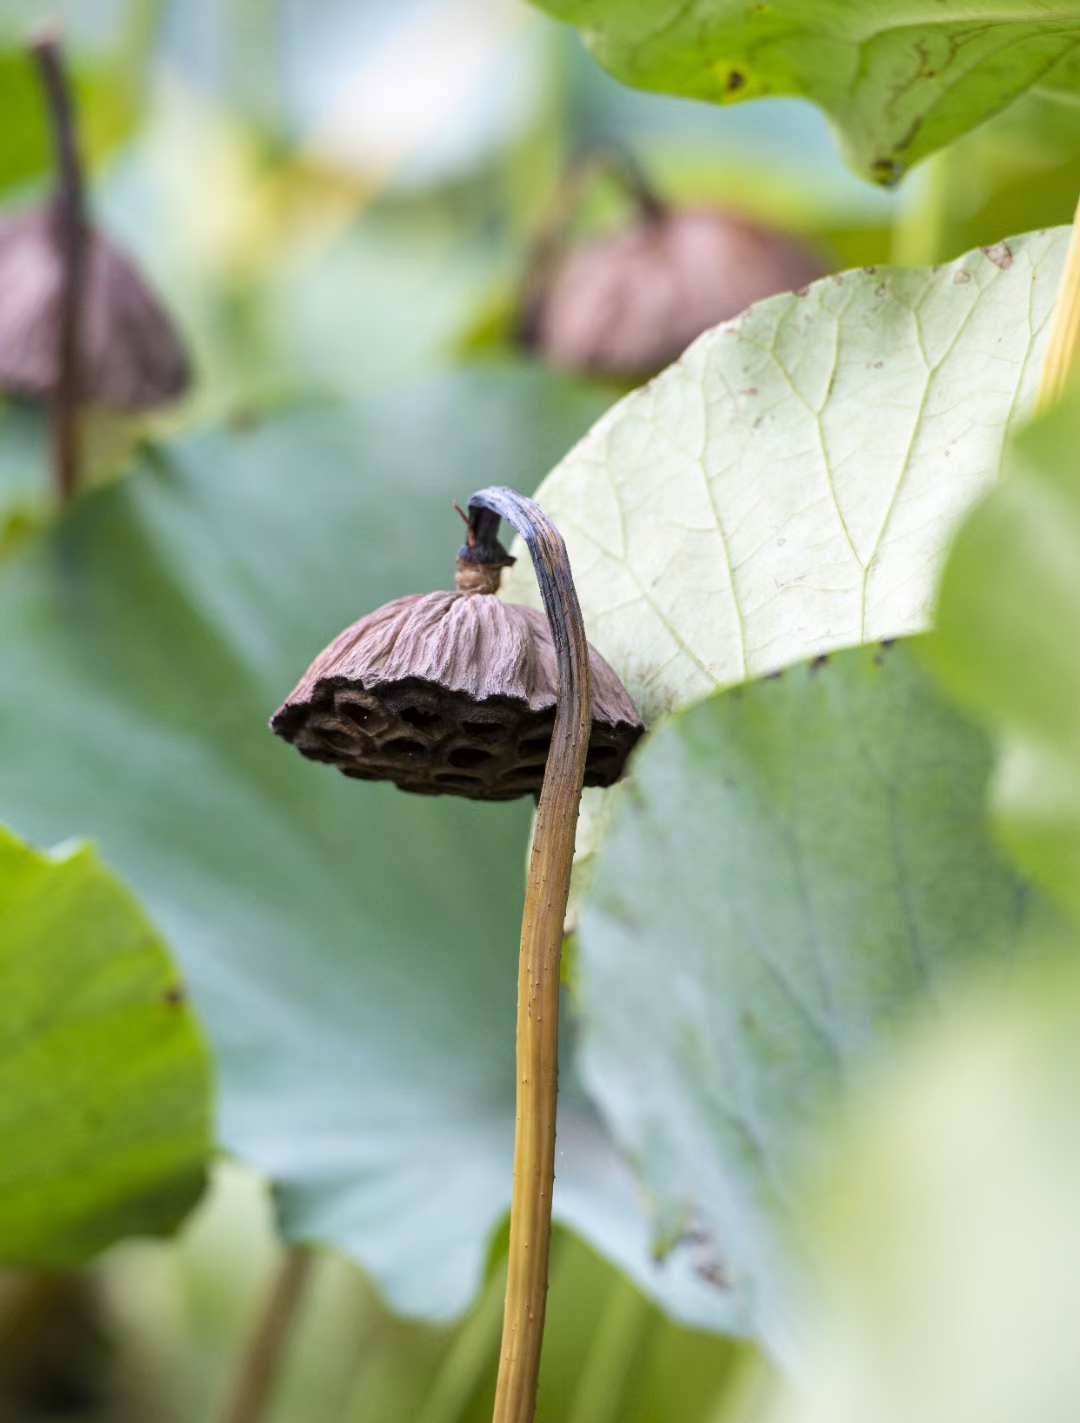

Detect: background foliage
3,0,1080,1419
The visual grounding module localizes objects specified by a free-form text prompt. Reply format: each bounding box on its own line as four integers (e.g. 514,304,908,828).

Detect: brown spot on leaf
677,1227,731,1288
810,653,829,673
953,269,972,284
983,241,1012,269
871,157,903,186
724,69,746,93
163,985,186,1008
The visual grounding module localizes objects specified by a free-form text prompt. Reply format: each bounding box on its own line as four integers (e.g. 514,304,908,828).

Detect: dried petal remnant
271,589,643,800
0,207,189,410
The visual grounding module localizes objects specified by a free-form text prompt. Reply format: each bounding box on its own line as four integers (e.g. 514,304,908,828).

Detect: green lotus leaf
573,640,1069,1346
0,368,734,1330
766,959,1080,1423
504,229,1067,722
529,0,1080,183
0,824,212,1265
932,384,1080,925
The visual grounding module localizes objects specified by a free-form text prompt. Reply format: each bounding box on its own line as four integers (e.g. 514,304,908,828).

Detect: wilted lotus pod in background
271,521,644,801
1,30,191,501
528,204,822,378
519,147,823,380
0,205,190,411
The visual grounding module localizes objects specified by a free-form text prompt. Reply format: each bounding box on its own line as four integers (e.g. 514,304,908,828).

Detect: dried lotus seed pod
527,205,822,378
0,204,190,412
271,545,643,802
4,31,193,502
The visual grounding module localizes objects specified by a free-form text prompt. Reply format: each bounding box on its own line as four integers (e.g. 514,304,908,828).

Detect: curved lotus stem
467,487,591,1423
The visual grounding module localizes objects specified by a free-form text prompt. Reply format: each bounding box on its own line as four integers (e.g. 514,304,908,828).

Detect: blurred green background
3,0,1080,1418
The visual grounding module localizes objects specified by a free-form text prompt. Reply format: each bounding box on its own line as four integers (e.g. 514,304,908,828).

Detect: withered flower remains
271,515,643,800
0,31,191,501
518,146,822,380
530,206,822,377
0,206,190,411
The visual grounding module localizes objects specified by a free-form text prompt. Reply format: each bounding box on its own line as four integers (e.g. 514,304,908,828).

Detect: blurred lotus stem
220,1245,312,1423
1037,193,1080,409
466,488,590,1423
30,30,86,502
517,143,665,349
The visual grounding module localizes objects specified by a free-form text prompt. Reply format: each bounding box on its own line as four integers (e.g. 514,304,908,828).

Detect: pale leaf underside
505,228,1066,724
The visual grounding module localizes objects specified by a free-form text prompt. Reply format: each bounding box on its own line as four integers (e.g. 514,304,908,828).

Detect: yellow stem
1038,194,1080,410
466,489,591,1423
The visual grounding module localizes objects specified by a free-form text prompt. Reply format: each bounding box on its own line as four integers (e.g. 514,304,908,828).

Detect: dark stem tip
459,500,516,569
28,22,63,56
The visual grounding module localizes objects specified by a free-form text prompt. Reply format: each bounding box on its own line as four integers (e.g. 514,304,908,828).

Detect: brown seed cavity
271,588,644,800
